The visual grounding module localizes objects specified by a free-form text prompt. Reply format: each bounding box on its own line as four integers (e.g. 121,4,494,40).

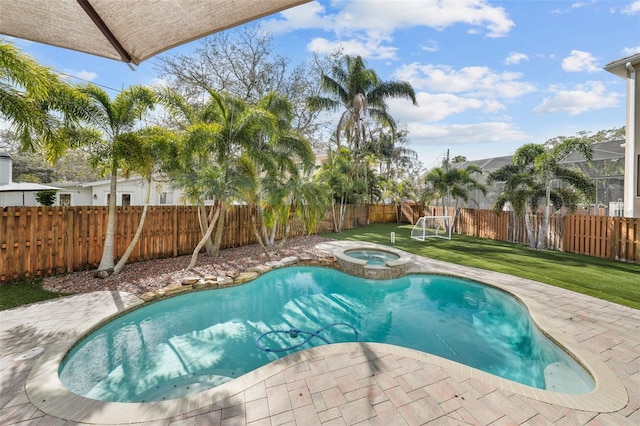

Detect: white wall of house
58,177,190,206
605,54,640,218
0,190,40,206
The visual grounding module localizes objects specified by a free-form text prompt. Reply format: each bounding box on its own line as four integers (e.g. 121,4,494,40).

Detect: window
122,194,131,206
637,155,640,197
59,194,71,206
159,192,173,205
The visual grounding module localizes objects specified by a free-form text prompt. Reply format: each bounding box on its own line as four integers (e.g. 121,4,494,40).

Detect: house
452,140,626,216
54,177,190,206
605,53,640,217
0,153,60,207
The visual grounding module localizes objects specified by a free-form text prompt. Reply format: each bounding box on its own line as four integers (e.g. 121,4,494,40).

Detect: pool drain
255,322,359,353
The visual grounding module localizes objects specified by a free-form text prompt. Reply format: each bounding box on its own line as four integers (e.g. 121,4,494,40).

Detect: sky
4,0,640,169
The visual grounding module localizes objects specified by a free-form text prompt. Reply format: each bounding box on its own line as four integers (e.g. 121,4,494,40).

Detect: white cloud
306,37,397,60
621,0,640,14
622,46,640,56
505,52,529,65
388,93,487,123
268,0,514,37
264,0,514,58
394,63,536,99
407,122,529,146
571,1,596,9
533,81,621,115
73,70,98,81
561,50,600,72
421,40,439,53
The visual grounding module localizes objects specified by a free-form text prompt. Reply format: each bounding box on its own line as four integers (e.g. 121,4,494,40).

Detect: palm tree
421,158,487,228
111,127,177,275
488,138,595,249
248,92,325,251
315,147,366,233
78,85,156,276
307,55,417,153
0,41,90,159
160,87,279,267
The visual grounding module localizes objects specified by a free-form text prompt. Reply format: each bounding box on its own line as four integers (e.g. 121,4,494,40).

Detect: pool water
345,249,400,265
59,267,594,402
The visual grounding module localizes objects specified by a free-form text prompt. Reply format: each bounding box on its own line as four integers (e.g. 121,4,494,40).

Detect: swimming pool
344,249,400,265
59,266,594,403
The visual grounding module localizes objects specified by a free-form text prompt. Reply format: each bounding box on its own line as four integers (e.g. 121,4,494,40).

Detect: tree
307,55,417,153
488,138,595,249
155,24,335,143
35,189,57,206
0,41,90,162
77,85,156,276
315,147,366,233
421,155,486,228
111,127,177,275
160,87,280,268
247,92,326,252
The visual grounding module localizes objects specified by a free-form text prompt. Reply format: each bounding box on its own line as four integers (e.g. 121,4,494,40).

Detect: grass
0,279,67,311
326,223,640,310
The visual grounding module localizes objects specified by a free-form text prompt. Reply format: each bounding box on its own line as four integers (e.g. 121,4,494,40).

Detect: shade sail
0,0,311,65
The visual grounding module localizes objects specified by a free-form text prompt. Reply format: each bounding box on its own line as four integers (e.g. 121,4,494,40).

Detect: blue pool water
59,267,594,402
345,249,399,265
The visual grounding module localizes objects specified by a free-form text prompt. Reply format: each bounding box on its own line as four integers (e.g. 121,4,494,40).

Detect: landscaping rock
280,256,299,266
247,264,272,274
141,291,158,302
181,276,200,285
193,282,210,289
234,271,259,284
165,283,190,295
217,276,234,286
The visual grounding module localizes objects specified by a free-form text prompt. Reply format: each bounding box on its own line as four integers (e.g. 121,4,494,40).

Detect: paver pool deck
1,240,639,425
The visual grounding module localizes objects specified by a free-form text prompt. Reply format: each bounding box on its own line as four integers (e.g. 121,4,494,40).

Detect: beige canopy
0,0,311,65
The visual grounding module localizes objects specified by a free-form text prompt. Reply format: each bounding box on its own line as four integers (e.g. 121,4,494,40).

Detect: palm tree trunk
96,166,118,275
524,209,536,249
331,199,339,233
197,201,215,256
187,205,221,270
537,185,552,249
211,201,226,256
268,220,278,246
113,178,151,275
538,204,551,250
252,205,267,251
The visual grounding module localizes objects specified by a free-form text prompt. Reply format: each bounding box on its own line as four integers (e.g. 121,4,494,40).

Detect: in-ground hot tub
334,245,412,279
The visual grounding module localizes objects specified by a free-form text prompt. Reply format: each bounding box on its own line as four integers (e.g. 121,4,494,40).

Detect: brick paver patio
1,241,638,425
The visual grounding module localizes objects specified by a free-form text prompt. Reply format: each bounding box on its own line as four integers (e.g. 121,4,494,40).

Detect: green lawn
0,279,67,311
326,223,640,310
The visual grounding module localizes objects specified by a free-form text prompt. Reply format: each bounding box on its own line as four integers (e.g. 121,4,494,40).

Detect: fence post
66,209,74,274
173,206,178,257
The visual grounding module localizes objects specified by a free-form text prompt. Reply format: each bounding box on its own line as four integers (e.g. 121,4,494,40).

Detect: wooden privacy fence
0,204,371,283
1,204,638,283
451,208,639,263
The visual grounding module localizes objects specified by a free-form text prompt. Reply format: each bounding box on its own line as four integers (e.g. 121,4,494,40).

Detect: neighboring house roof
0,182,61,192
455,140,625,173
604,53,640,78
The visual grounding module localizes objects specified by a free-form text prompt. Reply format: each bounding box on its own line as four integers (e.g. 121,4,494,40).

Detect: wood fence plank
1,205,639,283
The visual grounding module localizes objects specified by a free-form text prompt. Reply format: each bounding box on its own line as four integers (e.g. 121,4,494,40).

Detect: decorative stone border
139,255,337,302
334,245,412,279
